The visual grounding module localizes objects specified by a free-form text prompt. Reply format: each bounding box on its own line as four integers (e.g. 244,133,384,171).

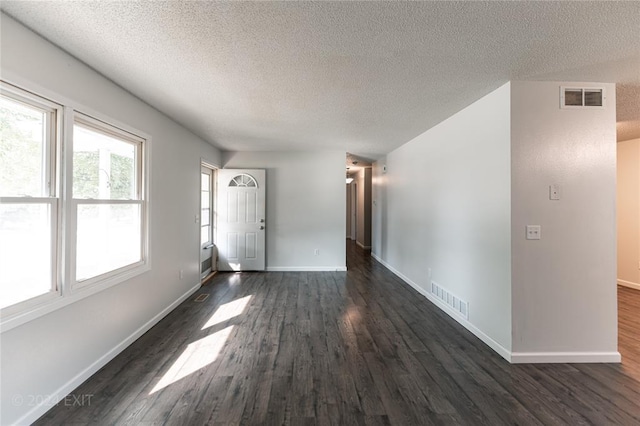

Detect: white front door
216,169,266,271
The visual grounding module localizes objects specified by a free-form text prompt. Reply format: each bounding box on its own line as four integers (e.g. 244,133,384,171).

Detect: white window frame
0,80,151,332
0,83,62,317
70,112,148,290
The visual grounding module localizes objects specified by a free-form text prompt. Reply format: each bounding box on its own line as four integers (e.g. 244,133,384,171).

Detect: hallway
36,242,640,425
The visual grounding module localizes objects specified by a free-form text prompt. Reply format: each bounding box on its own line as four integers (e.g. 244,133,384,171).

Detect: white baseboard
511,351,621,363
372,253,623,365
618,279,640,291
370,253,512,362
266,266,347,272
14,282,201,426
356,241,371,249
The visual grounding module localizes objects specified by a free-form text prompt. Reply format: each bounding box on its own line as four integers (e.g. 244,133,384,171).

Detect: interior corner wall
356,168,372,249
1,14,221,425
617,138,640,289
221,151,346,271
510,81,619,361
371,83,513,356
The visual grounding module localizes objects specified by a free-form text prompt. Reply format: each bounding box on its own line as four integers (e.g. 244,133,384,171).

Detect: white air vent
560,86,605,108
431,281,469,320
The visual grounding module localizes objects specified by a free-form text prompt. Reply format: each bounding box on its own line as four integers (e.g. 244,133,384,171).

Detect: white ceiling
2,1,639,159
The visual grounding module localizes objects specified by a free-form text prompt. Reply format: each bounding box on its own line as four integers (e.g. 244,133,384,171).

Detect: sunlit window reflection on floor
150,325,233,394
202,295,252,330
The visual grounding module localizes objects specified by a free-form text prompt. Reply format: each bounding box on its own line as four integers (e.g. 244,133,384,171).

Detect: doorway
216,169,266,271
616,137,640,375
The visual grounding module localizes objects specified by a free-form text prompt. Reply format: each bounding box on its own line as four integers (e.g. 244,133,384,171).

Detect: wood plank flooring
35,242,640,425
619,285,640,382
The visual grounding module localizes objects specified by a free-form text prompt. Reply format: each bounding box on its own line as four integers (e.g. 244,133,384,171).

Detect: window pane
0,203,53,308
73,125,136,200
201,225,210,245
201,173,209,190
201,190,210,209
0,96,47,197
76,203,141,281
202,208,210,226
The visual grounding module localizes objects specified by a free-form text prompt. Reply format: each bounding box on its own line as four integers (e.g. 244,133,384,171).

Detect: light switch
526,225,541,240
549,184,560,200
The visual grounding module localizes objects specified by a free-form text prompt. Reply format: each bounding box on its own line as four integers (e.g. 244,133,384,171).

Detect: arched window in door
228,174,257,188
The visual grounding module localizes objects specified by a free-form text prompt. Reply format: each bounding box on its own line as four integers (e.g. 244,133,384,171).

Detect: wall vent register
431,281,469,320
560,86,604,108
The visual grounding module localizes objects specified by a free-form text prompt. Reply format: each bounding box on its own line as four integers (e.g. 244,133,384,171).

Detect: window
72,115,145,285
228,174,257,187
0,85,59,312
0,81,148,325
201,170,212,246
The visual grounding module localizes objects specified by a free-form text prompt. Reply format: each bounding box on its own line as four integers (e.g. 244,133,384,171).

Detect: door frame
200,162,217,280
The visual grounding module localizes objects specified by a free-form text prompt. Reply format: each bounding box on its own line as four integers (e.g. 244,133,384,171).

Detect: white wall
1,14,221,425
511,81,619,361
372,83,513,355
222,151,346,271
617,138,640,289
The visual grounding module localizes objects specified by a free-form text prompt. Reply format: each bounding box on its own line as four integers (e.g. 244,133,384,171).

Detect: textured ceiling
2,1,639,157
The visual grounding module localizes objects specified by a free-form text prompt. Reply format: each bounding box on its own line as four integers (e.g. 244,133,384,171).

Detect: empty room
1,2,639,425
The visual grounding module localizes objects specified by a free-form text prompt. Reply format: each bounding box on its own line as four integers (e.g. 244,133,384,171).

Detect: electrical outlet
526,225,541,240
549,184,561,200
314,249,320,256
179,269,184,280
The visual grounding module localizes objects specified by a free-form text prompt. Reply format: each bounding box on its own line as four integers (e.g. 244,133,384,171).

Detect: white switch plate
549,184,561,200
526,225,541,240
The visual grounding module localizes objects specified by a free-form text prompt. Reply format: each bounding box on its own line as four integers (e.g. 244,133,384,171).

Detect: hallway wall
617,137,640,289
372,83,513,356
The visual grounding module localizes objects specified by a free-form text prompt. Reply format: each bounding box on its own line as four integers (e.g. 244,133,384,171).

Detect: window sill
0,263,150,333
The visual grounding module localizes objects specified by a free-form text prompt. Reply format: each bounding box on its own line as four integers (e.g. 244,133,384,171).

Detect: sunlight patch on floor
202,295,252,330
150,325,234,394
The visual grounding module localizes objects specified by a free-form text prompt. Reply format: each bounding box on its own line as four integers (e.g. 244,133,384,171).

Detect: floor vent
431,281,469,320
194,293,209,303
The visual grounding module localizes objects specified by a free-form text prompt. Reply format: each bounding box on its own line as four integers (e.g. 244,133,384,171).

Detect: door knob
260,225,265,230
260,219,265,223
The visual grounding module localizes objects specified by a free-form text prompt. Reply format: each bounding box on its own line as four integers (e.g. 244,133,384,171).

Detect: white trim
11,282,202,426
371,252,512,362
356,241,371,249
511,352,621,364
266,266,348,272
618,279,640,291
372,252,623,364
1,263,150,333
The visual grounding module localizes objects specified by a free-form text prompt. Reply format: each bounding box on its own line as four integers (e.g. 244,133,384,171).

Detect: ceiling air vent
560,86,605,108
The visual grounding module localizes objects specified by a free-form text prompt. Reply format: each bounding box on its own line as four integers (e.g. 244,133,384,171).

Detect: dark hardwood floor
36,242,640,425
619,285,640,382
